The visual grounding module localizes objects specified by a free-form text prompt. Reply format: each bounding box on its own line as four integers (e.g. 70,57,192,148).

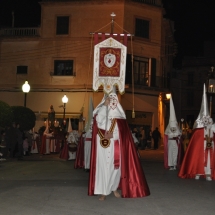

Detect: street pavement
0,148,215,215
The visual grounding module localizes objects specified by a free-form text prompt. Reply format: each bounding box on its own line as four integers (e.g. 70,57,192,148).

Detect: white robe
31,133,38,154
84,130,92,169
94,105,121,196
67,131,79,160
43,132,52,154
203,126,214,175
167,134,179,167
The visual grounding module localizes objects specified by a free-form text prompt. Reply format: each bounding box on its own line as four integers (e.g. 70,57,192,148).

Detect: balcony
131,0,162,6
0,28,40,37
41,0,162,7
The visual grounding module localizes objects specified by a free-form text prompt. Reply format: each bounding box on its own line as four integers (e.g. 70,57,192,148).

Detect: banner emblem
104,53,116,68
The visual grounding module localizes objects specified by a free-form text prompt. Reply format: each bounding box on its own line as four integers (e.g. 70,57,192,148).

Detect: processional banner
93,36,127,94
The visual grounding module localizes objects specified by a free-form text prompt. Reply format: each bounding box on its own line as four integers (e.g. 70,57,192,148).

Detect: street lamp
62,94,68,125
166,93,171,100
207,66,215,116
22,81,30,107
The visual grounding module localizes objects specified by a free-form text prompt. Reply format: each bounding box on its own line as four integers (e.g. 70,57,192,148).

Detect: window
56,16,69,35
17,66,28,74
135,18,149,39
54,60,73,76
133,56,149,86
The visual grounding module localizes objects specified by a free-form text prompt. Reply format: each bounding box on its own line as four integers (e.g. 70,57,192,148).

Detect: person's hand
104,97,110,106
104,131,113,139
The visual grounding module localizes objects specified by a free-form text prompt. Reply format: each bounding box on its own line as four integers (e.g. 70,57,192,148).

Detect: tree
11,106,36,131
0,101,13,128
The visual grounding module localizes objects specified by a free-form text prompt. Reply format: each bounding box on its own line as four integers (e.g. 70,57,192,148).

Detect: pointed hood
67,118,72,133
93,86,126,119
93,93,108,116
85,97,94,132
165,95,181,136
193,84,211,129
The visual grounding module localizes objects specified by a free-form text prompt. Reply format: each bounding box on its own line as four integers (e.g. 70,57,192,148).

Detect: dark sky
0,0,215,68
163,0,215,67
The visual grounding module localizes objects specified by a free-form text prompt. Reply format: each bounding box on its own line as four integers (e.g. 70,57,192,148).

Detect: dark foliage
11,106,36,131
0,101,13,128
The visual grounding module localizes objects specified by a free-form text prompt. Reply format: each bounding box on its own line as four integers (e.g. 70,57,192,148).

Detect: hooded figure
40,120,53,155
83,97,94,170
67,119,78,160
178,84,215,181
88,86,150,200
74,97,94,169
164,95,182,170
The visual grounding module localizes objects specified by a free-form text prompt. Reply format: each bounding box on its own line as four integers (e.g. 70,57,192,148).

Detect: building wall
0,0,173,136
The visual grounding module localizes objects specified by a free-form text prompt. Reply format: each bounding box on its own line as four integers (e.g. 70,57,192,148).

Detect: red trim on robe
59,142,69,160
74,133,85,168
178,128,206,179
114,140,120,169
40,135,49,154
88,117,150,198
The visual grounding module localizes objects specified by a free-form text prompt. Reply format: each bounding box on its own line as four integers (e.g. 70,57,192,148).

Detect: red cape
178,128,215,179
59,142,69,160
40,135,49,154
88,118,150,198
74,133,85,169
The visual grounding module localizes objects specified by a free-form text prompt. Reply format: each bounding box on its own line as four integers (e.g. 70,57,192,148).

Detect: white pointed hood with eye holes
165,95,181,137
193,84,212,129
93,86,126,119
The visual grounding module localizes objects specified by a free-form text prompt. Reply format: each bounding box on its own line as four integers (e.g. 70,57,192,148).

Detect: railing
0,28,40,37
131,0,162,6
41,0,162,6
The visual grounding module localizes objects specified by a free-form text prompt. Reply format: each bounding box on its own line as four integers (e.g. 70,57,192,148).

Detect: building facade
0,0,175,137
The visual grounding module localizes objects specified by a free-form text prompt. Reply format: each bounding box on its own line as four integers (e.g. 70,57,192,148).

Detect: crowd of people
131,126,161,150
0,122,39,161
1,83,214,204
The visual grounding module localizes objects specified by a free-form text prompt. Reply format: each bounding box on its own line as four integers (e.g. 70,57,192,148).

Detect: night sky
0,0,215,68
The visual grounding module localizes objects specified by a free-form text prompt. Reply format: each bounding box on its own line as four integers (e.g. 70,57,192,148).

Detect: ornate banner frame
93,37,127,94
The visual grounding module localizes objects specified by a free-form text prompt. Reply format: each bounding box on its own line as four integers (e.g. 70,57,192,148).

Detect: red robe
40,135,50,154
178,128,215,179
88,118,150,198
74,133,85,169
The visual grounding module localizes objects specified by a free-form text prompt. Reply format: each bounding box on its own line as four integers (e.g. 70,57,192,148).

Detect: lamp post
207,66,215,117
22,81,30,107
62,94,68,126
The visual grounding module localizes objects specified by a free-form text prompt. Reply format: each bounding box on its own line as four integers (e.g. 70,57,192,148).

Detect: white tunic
43,132,53,154
204,126,214,175
168,134,179,167
94,105,121,196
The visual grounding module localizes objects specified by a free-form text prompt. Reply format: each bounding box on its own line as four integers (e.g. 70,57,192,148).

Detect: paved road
0,149,215,215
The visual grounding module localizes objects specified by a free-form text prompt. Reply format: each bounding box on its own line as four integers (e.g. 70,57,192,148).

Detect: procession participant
88,87,150,200
40,120,53,155
83,97,94,171
178,84,215,181
164,96,183,170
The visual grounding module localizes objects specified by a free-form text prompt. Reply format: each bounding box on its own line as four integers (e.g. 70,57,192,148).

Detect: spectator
139,127,147,150
16,123,24,160
152,127,161,150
